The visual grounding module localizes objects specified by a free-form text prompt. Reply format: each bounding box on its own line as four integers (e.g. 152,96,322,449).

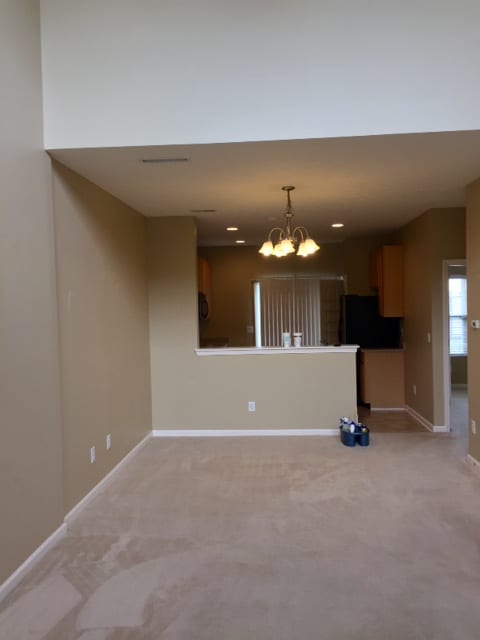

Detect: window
448,276,467,356
253,275,345,347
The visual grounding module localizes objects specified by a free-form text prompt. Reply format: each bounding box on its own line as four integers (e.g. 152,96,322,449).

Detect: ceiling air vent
141,157,190,164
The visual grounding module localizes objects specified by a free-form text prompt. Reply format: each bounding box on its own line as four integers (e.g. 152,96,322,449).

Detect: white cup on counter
293,332,302,347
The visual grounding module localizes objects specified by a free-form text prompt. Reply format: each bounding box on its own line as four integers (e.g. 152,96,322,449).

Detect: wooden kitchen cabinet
197,256,211,320
370,245,404,317
197,257,211,297
359,349,405,409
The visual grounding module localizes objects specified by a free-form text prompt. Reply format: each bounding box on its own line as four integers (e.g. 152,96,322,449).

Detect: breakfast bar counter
195,345,359,356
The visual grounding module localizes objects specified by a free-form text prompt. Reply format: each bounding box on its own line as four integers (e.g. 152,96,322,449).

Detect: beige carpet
1,426,480,639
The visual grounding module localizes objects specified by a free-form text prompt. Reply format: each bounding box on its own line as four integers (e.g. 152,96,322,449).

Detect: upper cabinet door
197,256,212,319
372,245,404,317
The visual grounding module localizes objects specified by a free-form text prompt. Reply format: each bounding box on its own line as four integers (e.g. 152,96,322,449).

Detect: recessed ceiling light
226,226,239,231
331,223,344,228
235,240,245,244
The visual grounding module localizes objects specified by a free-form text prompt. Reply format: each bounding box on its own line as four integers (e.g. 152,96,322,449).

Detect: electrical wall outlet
106,434,112,450
90,446,96,464
472,420,477,435
413,384,417,396
248,401,256,412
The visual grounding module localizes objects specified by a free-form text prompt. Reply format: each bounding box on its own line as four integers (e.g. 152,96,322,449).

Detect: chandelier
259,186,320,257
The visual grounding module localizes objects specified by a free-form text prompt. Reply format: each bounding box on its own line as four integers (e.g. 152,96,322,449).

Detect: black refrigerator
339,295,401,349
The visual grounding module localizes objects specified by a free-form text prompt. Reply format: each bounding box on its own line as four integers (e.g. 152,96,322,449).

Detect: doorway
443,260,468,447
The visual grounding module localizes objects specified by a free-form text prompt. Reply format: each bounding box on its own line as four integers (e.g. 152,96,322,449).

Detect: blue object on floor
341,430,356,447
356,430,370,446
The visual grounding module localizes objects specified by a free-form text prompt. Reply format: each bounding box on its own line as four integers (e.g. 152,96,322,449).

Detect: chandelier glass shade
259,186,320,258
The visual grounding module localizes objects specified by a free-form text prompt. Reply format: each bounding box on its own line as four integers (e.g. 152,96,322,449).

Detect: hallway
450,386,469,455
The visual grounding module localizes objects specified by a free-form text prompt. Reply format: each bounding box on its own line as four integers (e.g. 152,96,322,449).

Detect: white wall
40,0,480,149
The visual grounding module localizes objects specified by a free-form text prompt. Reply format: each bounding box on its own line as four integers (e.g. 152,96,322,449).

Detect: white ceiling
49,130,480,247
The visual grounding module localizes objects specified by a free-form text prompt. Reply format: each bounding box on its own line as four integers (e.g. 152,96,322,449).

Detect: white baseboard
152,428,339,437
466,454,480,476
0,523,67,604
405,406,449,433
405,406,433,430
1,431,153,603
65,432,152,524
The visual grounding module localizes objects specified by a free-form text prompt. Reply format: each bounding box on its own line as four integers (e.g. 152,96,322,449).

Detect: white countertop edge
359,347,405,352
195,346,359,356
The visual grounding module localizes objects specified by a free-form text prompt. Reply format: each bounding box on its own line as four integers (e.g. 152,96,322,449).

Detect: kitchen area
344,245,406,410
198,241,406,411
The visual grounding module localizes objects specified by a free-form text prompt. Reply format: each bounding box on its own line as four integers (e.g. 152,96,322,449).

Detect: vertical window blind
253,275,344,347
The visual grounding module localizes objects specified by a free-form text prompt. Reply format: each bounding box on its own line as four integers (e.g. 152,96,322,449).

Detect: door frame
442,258,467,432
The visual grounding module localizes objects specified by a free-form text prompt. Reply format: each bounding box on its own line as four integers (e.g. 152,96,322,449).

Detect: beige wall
430,209,466,424
148,217,199,427
52,163,152,511
149,219,357,430
342,235,395,296
0,1,64,583
401,208,465,427
466,179,480,461
400,213,434,421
